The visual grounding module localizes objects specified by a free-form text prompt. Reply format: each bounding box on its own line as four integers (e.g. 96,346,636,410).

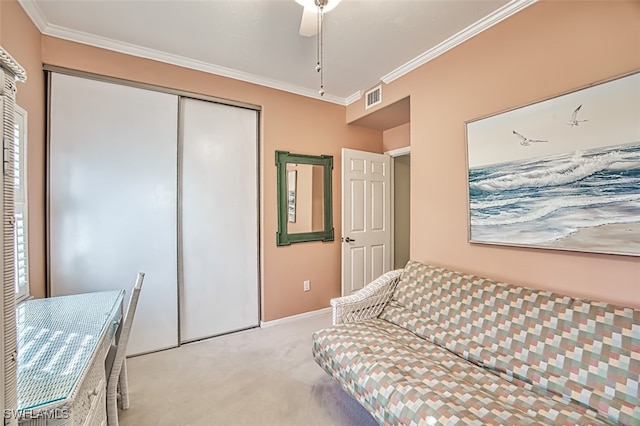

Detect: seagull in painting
567,104,589,127
512,130,548,146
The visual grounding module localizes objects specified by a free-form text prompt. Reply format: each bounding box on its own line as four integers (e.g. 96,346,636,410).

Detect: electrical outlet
303,280,310,292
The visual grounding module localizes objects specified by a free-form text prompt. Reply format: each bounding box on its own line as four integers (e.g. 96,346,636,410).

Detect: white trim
45,24,347,106
381,0,537,84
15,0,348,106
18,0,536,105
385,146,411,157
260,307,331,328
345,91,362,106
0,95,4,418
390,158,395,270
0,46,27,82
14,105,30,302
16,0,48,33
44,25,345,106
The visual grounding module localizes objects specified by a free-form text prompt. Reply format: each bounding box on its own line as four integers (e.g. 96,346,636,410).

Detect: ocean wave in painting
469,142,640,246
470,149,640,192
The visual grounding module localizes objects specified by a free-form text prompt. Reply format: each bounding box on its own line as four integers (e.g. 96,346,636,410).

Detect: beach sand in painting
545,222,640,255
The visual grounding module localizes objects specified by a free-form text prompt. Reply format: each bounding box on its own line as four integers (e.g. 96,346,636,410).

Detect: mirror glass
276,151,334,246
286,164,324,234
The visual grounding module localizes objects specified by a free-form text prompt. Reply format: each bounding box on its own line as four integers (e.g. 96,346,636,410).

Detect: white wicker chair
105,272,144,426
331,269,403,325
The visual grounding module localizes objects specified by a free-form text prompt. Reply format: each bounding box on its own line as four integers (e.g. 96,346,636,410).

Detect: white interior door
341,148,391,296
49,73,179,355
180,98,259,343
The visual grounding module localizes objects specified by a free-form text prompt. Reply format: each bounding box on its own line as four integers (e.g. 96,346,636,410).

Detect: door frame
385,146,411,271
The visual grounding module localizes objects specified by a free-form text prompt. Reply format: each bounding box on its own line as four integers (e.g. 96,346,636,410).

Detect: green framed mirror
276,151,334,246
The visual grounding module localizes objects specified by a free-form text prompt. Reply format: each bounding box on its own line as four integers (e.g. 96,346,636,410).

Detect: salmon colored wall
383,123,410,152
6,0,638,321
3,0,383,321
1,1,46,299
348,0,640,308
46,38,384,320
41,37,383,321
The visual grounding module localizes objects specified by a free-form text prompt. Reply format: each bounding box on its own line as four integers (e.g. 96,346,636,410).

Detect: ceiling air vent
365,85,382,109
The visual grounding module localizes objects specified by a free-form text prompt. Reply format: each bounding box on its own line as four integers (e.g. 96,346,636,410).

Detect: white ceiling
18,0,534,105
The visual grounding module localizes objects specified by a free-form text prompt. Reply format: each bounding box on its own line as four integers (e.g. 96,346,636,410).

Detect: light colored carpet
118,312,378,426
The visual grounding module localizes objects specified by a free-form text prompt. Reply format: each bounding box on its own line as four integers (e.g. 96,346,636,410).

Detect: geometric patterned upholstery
313,319,620,425
313,260,640,425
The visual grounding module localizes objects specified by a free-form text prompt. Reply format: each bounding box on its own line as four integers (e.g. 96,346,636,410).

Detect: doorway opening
344,96,410,293
392,153,411,269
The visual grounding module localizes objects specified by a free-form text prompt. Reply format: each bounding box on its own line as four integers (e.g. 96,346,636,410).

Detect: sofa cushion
312,318,610,425
379,260,640,425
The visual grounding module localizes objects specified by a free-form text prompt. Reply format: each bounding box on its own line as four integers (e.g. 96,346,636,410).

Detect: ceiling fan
295,0,343,37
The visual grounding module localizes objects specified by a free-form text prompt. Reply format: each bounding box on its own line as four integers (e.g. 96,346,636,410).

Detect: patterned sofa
312,260,640,425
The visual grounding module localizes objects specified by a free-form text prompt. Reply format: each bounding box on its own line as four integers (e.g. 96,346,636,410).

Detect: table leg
119,359,130,410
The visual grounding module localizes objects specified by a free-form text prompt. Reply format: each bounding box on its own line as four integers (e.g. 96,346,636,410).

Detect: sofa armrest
330,269,403,325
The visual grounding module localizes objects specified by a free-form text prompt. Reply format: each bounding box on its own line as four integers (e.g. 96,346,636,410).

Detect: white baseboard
260,307,331,328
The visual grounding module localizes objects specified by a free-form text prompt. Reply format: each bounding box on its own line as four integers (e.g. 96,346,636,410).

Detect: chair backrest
108,272,144,384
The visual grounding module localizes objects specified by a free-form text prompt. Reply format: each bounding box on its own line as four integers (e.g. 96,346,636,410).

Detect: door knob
345,237,356,243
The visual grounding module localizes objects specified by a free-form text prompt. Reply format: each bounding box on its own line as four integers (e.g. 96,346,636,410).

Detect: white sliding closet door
180,98,259,343
49,73,179,354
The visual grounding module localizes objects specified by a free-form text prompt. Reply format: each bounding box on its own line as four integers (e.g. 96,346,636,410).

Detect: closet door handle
345,237,356,243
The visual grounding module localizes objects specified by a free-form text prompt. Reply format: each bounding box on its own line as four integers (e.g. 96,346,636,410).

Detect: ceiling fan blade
299,7,318,37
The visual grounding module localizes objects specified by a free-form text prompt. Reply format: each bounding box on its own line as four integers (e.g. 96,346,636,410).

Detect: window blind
13,108,28,300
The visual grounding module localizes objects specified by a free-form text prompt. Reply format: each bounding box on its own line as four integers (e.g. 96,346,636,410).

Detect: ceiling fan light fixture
296,0,343,97
295,0,342,14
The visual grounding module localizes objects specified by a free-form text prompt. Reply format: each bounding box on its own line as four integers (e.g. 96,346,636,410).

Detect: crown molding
381,0,537,85
17,0,48,33
344,91,362,106
17,1,347,106
44,24,347,105
18,0,537,106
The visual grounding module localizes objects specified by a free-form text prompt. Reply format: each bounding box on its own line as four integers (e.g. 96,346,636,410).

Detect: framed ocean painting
465,72,640,256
